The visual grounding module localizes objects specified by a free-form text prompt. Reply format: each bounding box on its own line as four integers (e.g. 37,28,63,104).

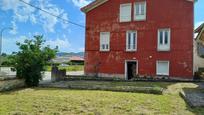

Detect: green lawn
0,82,204,115
45,65,84,71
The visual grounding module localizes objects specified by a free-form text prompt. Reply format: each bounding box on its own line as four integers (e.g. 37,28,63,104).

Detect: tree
1,53,7,57
13,35,58,87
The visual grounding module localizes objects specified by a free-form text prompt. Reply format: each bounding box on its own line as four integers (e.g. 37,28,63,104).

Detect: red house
81,0,194,80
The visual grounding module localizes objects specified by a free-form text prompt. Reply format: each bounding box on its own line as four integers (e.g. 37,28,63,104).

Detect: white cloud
70,0,92,8
45,38,71,52
37,0,69,32
30,14,37,24
9,21,18,35
0,0,69,33
2,35,28,54
3,35,72,53
78,47,84,52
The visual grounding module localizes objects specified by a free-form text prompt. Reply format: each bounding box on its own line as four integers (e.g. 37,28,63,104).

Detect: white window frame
156,61,170,76
100,32,110,52
120,3,132,22
157,28,171,51
134,1,146,21
126,31,137,52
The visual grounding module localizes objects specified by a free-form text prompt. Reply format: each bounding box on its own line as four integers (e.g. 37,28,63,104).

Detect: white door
156,61,169,75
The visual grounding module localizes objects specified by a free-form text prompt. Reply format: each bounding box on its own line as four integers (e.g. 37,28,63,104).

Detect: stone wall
0,78,25,92
51,66,66,82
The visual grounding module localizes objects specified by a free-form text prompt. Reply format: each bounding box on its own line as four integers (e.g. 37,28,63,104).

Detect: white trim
125,60,138,80
157,28,171,51
126,31,137,52
156,60,170,76
134,1,146,21
120,3,132,22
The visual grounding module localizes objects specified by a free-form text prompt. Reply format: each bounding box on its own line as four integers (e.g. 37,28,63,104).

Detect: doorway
125,61,137,80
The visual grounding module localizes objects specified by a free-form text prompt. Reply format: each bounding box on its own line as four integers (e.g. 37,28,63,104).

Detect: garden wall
0,77,25,92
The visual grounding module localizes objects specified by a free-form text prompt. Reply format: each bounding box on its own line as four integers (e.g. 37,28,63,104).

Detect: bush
194,71,202,80
12,35,57,87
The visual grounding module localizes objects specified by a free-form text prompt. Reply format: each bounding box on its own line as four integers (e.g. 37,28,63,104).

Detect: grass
0,82,204,114
45,65,84,71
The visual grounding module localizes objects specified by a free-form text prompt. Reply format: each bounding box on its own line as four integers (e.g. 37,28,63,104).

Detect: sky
0,0,203,54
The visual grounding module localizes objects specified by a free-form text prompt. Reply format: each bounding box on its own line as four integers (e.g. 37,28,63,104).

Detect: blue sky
0,0,203,54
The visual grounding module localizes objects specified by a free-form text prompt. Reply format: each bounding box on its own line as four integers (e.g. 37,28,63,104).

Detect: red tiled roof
69,56,84,61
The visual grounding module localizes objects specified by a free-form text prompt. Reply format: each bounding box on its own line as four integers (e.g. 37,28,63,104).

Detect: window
100,32,110,51
158,29,170,51
120,3,131,22
126,31,137,51
134,1,146,21
156,61,169,75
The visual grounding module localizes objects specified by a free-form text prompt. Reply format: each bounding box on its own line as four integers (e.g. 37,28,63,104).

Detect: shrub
12,35,57,87
194,71,202,80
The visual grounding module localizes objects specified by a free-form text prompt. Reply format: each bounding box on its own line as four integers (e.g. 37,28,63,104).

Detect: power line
18,0,85,28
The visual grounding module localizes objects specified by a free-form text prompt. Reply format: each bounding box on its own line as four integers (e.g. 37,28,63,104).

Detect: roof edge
81,0,195,13
81,0,108,13
195,23,204,33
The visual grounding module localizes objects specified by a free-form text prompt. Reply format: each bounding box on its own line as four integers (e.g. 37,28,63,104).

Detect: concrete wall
84,0,194,79
194,40,204,72
0,79,25,92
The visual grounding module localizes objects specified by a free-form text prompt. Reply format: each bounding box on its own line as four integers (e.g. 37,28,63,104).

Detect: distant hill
56,52,84,57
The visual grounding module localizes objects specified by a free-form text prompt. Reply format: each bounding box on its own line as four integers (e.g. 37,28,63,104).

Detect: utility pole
0,27,13,75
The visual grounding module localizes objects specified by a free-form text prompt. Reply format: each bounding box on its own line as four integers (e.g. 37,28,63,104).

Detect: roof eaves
81,0,195,13
81,0,108,13
195,23,204,33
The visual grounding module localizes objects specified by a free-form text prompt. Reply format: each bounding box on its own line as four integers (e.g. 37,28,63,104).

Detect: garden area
0,82,204,115
1,36,204,115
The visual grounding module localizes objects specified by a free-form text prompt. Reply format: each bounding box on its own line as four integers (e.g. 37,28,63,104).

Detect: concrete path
40,71,84,84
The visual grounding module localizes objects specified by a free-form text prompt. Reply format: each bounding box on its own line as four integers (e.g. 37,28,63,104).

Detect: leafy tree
1,53,7,57
13,35,58,86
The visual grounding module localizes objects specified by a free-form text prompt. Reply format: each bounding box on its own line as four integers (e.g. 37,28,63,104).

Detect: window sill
126,50,137,52
119,20,131,23
157,49,170,52
134,16,146,21
134,18,146,21
156,74,169,76
100,50,110,52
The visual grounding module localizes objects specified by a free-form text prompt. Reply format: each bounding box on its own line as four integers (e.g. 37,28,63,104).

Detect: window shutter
157,61,169,75
120,4,131,22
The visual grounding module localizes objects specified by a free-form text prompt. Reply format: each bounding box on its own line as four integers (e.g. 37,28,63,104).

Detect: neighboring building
51,56,70,64
81,0,194,80
51,56,84,65
194,23,204,72
69,56,84,64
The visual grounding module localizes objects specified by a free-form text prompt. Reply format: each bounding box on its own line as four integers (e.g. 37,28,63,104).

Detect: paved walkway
180,82,204,107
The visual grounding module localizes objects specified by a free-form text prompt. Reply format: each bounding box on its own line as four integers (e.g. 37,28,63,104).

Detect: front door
126,61,137,80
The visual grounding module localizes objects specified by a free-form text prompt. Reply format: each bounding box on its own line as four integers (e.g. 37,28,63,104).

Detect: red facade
83,0,194,79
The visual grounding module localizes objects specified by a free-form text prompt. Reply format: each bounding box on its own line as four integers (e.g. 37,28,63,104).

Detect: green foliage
194,71,202,80
1,53,7,57
1,55,15,66
12,35,57,87
45,65,84,72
